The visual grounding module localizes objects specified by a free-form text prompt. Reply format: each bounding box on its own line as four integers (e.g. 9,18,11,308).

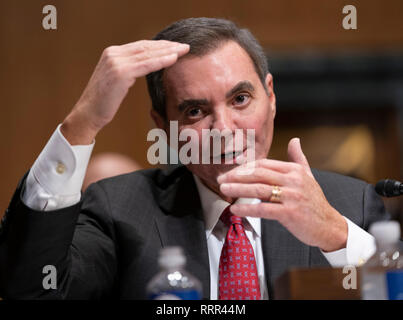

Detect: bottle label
150,289,201,300
386,270,403,300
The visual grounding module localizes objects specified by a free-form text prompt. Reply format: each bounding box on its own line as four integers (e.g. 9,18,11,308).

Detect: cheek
241,103,274,155
242,103,273,136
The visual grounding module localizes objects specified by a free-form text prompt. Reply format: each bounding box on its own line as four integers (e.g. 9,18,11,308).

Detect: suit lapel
155,168,211,299
152,167,318,300
261,219,310,299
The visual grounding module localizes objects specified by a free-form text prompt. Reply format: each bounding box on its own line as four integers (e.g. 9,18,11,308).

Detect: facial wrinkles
169,44,255,103
174,60,233,114
163,42,274,168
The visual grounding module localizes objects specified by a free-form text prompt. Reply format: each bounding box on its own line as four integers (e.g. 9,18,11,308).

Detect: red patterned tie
218,206,261,300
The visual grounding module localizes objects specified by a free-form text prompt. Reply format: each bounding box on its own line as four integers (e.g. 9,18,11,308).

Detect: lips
221,150,243,160
209,149,246,164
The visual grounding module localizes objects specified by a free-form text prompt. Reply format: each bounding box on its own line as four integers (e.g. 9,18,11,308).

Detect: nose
211,106,234,132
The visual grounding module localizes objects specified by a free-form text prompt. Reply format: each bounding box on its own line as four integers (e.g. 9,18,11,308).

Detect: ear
150,109,167,131
265,73,276,119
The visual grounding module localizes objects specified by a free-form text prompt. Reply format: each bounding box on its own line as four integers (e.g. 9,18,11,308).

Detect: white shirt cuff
22,124,94,211
321,217,376,267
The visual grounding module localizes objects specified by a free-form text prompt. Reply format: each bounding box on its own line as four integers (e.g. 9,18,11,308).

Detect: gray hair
146,17,269,119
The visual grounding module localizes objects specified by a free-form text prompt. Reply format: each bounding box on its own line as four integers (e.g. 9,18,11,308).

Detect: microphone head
375,179,403,197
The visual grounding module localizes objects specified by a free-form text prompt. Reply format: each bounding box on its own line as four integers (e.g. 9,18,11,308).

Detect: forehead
163,41,259,100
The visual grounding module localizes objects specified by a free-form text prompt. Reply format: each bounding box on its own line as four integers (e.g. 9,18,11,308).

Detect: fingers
121,40,188,55
131,53,180,78
217,159,299,186
116,41,190,78
239,158,300,174
220,183,288,201
127,42,190,63
218,167,284,185
229,202,284,221
217,159,300,203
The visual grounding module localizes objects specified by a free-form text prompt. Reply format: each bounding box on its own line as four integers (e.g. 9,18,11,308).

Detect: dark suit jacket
0,165,387,299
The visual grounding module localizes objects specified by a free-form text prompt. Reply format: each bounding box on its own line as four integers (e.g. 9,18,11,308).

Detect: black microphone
375,179,403,197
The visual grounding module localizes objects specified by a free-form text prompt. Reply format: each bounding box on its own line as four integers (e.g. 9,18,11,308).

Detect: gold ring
270,186,282,203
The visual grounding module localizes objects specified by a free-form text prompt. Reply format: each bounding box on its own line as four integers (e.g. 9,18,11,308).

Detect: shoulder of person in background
83,152,142,191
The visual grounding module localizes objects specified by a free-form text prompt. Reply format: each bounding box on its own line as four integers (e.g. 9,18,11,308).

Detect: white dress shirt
192,175,376,299
22,125,377,299
24,124,94,211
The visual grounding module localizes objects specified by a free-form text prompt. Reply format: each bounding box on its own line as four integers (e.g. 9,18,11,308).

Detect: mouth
211,149,246,164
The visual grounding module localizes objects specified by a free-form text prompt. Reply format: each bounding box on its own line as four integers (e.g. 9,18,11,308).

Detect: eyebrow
177,81,255,112
225,81,255,99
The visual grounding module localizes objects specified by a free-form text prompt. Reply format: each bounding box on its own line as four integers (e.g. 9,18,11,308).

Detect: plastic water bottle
146,246,203,300
361,221,403,300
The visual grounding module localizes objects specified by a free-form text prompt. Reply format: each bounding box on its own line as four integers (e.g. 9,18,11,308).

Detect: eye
186,107,203,118
233,94,250,106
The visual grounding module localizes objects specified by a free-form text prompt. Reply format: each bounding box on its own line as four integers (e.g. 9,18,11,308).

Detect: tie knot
220,206,242,226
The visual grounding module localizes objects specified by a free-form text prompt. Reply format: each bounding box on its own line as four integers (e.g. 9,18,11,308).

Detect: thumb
287,138,311,173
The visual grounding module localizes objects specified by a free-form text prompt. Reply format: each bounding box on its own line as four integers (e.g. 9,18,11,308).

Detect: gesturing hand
217,138,348,252
62,40,190,145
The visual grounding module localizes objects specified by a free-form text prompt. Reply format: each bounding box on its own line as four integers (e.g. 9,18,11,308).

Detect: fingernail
217,174,226,183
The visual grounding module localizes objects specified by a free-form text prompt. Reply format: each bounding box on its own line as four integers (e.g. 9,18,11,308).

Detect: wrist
320,210,348,252
61,110,100,145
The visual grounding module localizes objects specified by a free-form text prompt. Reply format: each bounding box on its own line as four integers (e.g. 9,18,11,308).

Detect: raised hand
217,138,348,252
61,40,190,145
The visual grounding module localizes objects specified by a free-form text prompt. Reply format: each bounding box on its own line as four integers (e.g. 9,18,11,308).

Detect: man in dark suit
0,18,387,299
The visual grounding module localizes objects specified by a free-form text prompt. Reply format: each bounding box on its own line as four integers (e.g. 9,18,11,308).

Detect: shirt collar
193,174,261,239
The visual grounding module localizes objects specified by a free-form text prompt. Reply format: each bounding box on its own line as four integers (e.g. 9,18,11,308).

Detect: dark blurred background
0,0,402,223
